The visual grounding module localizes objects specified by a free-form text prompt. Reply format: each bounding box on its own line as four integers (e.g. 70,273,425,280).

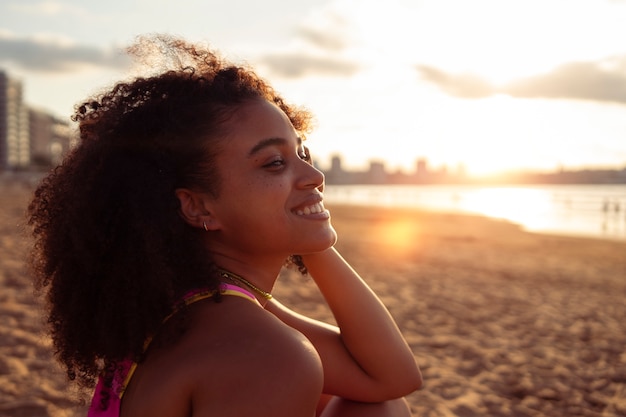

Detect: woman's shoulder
184,295,322,374
183,297,325,415
123,296,323,416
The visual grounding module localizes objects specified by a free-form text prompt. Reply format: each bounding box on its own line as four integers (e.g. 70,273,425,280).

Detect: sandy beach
1,176,625,417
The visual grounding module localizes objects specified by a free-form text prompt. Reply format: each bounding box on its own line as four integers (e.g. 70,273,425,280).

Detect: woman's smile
291,194,329,218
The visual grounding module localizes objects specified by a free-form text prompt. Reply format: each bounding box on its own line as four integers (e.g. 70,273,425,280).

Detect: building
1,70,74,171
366,160,387,184
29,108,72,167
0,71,30,170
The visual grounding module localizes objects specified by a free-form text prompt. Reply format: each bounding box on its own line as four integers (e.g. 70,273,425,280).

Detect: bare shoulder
184,298,324,417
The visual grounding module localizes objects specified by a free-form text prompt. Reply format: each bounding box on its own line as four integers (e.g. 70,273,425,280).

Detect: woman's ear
175,188,221,231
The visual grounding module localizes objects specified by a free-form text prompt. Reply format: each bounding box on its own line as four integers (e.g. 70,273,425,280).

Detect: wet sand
2,178,625,416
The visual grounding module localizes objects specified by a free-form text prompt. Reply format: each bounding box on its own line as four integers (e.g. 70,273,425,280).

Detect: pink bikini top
87,284,260,417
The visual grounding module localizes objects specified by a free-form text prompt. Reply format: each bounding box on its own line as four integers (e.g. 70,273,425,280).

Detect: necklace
218,269,273,300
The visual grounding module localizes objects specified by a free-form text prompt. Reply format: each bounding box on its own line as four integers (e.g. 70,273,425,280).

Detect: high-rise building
29,108,72,167
0,71,30,170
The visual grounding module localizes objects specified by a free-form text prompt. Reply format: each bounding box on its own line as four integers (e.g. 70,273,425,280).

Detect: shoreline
332,203,626,244
327,203,626,245
324,183,626,243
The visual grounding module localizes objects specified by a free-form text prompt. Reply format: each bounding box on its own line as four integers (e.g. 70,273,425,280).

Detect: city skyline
2,0,626,175
0,69,72,171
322,153,626,185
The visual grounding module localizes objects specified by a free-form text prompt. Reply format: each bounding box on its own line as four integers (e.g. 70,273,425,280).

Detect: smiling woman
26,34,421,417
182,98,337,259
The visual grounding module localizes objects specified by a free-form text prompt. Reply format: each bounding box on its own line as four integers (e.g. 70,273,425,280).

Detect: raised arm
265,247,422,402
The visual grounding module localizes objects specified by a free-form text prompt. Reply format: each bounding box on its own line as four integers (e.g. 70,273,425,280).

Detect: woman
28,35,422,417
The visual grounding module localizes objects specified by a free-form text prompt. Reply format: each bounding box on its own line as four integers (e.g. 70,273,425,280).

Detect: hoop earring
202,221,208,232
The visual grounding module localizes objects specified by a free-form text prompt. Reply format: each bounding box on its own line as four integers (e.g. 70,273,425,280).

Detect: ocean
324,184,626,241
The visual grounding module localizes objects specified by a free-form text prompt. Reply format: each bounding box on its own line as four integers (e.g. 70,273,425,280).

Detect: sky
2,0,626,177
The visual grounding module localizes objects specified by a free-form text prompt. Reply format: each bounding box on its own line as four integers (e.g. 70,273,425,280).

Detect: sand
1,176,625,417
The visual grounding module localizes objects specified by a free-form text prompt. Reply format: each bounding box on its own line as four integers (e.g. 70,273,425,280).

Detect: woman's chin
301,227,338,254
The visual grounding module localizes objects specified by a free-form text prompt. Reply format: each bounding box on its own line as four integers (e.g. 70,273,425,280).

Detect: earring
202,221,208,232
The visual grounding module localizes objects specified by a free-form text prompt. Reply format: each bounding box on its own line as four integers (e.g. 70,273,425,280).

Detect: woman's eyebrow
247,137,302,157
248,137,286,157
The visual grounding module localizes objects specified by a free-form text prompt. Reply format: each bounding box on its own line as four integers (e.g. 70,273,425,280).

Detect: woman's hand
266,248,422,402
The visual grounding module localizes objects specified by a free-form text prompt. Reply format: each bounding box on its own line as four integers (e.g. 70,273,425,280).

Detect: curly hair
27,35,313,393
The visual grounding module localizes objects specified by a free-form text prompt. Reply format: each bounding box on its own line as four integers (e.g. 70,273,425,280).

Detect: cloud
258,21,362,78
295,26,349,52
8,0,93,19
417,56,626,104
258,52,360,78
294,10,351,52
255,2,361,79
0,30,358,80
0,34,129,72
415,66,495,98
505,58,626,103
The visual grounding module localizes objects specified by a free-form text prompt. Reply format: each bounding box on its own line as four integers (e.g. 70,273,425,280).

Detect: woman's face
205,99,337,264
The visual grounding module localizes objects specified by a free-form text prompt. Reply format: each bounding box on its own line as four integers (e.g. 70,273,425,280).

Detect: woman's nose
297,159,325,190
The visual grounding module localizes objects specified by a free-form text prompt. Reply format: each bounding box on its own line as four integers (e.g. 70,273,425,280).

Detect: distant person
27,35,421,417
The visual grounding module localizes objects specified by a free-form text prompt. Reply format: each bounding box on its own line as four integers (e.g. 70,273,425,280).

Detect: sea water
324,184,626,240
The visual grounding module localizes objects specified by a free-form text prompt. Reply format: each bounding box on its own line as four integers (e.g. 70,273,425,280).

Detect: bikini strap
169,283,260,322
118,284,260,399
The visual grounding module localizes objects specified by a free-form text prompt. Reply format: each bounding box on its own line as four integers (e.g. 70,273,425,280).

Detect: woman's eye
263,158,285,169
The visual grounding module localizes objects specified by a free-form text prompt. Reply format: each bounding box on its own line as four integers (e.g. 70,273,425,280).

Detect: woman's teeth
295,202,324,216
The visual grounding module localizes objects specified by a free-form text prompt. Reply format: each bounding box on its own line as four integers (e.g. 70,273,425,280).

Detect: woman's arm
266,247,422,402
